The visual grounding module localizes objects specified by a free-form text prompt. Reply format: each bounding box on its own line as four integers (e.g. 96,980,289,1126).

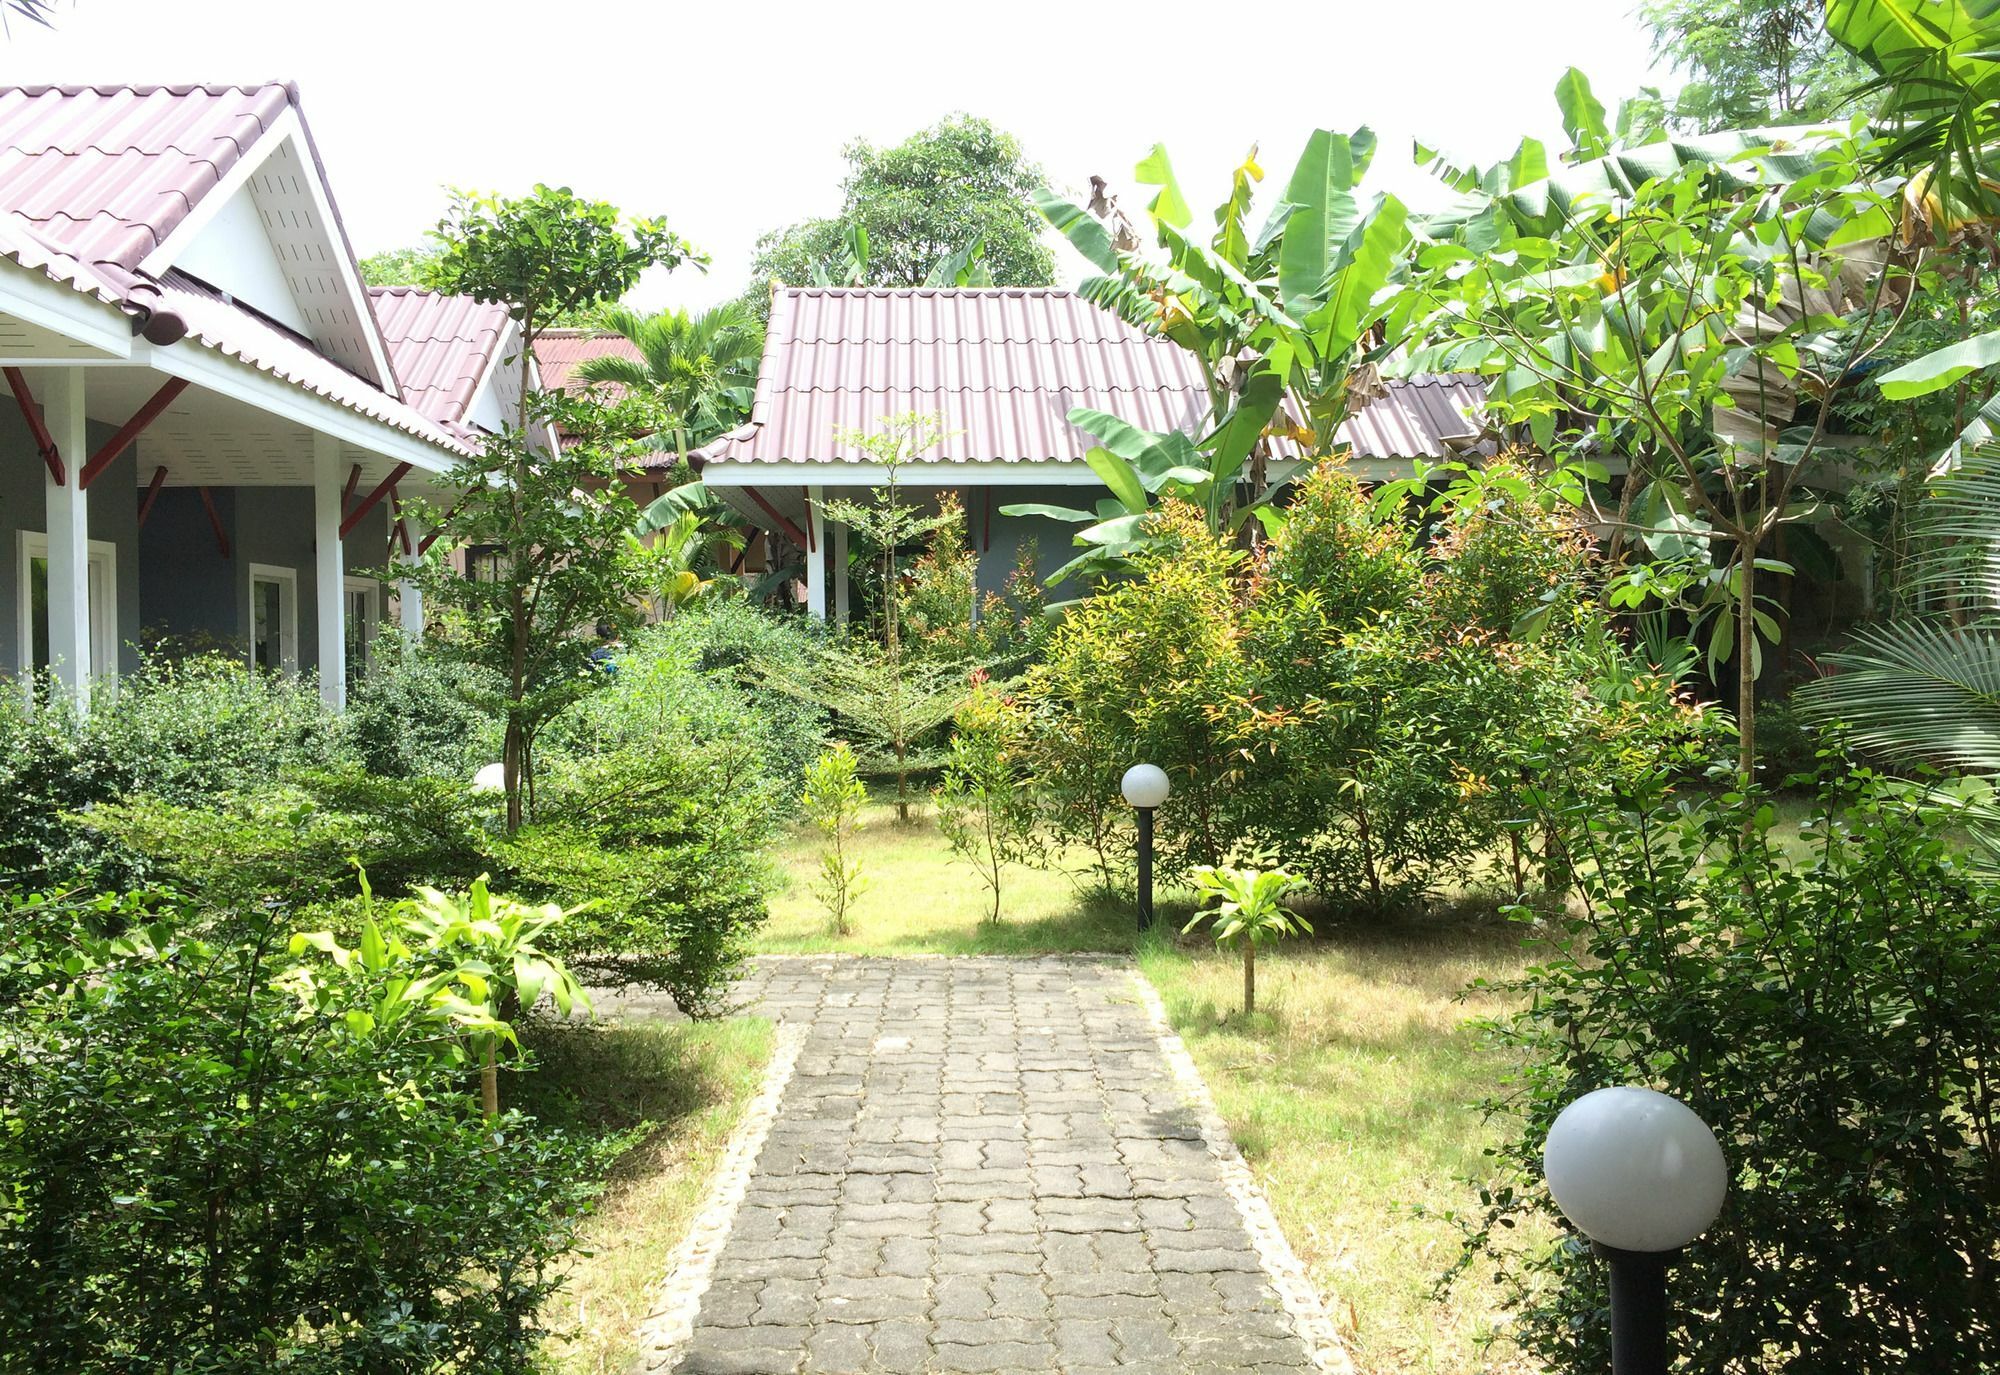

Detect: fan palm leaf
1797,620,2000,773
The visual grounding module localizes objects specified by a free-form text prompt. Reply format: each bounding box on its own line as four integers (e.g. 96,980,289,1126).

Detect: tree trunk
480,1036,500,1119
1242,940,1256,1016
502,718,525,834
1737,536,1757,783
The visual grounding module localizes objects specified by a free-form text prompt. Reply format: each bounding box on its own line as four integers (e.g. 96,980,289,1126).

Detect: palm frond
1796,620,2000,773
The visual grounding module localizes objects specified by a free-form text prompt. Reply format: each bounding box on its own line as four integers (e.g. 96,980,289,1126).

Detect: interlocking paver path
625,956,1319,1375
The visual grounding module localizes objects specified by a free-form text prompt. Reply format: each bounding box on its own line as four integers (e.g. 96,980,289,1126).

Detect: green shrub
344,632,505,780
0,656,344,887
1752,695,1823,785
935,677,1042,923
1017,503,1250,882
801,742,868,936
1466,765,2000,1372
0,892,611,1373
505,737,776,1016
554,606,826,797
80,769,496,912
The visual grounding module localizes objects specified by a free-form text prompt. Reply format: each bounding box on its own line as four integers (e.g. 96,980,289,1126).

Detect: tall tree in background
1640,0,1868,129
745,115,1056,314
416,185,692,832
358,245,443,288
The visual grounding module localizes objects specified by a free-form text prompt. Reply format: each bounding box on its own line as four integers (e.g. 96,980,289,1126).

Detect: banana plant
1018,129,1413,580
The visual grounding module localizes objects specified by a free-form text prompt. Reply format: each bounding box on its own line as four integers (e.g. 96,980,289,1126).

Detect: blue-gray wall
0,406,143,676
2,401,391,681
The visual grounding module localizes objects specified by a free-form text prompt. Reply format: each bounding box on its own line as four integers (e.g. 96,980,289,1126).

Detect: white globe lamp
1120,763,1171,809
471,762,507,794
1543,1086,1726,1375
1120,764,1169,931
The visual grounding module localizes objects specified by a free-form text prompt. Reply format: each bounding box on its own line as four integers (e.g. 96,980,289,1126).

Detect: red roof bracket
746,488,811,552
339,462,413,539
197,486,230,559
5,367,65,485
137,464,168,528
79,377,189,489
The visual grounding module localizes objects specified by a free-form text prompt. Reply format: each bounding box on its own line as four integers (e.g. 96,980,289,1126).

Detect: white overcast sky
9,0,1672,310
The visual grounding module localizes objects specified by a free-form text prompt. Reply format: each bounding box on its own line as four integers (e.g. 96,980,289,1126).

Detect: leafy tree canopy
1640,0,1869,130
358,244,443,288
744,114,1056,313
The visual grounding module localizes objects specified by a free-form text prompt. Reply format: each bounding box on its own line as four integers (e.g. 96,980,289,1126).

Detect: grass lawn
767,795,1542,1373
513,1015,775,1375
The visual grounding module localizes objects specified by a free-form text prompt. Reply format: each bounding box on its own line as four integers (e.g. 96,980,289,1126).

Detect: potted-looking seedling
1184,862,1311,1015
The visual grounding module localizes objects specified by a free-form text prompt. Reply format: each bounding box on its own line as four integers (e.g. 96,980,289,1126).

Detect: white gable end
173,181,312,336
141,107,397,395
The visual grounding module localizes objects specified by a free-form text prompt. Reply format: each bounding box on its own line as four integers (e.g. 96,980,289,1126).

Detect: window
342,575,378,688
18,531,116,684
465,543,509,583
247,563,298,674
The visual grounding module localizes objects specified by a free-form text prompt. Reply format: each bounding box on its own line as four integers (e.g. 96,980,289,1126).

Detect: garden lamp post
1543,1087,1728,1375
1121,764,1170,932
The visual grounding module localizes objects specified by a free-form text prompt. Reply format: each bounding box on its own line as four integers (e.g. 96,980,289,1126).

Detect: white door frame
247,562,299,674
18,529,117,687
342,574,379,678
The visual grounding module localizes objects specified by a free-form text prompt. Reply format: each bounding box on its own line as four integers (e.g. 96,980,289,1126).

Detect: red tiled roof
534,328,641,395
162,272,468,452
0,82,469,457
695,287,1485,467
0,82,292,280
369,286,512,430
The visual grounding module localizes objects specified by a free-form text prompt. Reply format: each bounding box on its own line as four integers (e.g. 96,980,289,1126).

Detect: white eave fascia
699,460,1115,488
0,258,137,358
139,336,462,474
700,456,1429,488
136,105,401,398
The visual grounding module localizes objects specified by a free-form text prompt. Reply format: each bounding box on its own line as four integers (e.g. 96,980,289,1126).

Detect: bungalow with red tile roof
0,82,524,708
692,285,1489,621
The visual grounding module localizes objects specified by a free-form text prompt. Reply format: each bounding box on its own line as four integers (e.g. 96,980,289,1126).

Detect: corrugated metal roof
160,271,468,452
369,286,512,430
0,82,467,457
0,83,292,277
533,328,641,395
695,286,1486,468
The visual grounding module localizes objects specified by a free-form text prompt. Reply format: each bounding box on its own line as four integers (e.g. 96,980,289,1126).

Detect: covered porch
0,251,461,709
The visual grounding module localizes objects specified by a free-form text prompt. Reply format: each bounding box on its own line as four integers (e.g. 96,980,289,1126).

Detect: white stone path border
1127,968,1359,1375
632,1019,809,1374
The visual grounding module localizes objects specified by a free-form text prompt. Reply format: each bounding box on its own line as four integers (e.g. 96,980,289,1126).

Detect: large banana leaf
1267,127,1377,317
1827,0,2000,213
1878,328,2000,398
1797,619,2000,772
1032,188,1120,273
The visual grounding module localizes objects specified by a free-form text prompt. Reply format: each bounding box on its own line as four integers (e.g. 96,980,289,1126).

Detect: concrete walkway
623,957,1330,1375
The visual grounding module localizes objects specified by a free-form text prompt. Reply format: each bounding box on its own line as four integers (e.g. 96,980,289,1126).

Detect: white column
312,434,346,709
41,368,89,706
832,518,850,626
805,485,826,622
396,517,425,639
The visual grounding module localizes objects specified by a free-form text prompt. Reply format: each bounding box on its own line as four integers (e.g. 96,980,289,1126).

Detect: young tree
1407,129,1909,778
818,414,964,821
934,678,1041,924
418,185,692,831
1182,862,1311,1015
801,743,868,936
745,115,1056,311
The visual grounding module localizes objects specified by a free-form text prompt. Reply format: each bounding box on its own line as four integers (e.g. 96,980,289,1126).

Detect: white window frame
342,574,379,677
18,530,117,685
247,562,299,675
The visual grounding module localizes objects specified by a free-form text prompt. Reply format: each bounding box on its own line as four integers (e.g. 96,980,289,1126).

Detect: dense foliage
1014,465,1700,910
0,891,610,1373
1466,765,2000,1371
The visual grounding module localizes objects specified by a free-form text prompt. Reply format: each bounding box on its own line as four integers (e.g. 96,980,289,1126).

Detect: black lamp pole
1598,1244,1672,1375
1135,805,1155,932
